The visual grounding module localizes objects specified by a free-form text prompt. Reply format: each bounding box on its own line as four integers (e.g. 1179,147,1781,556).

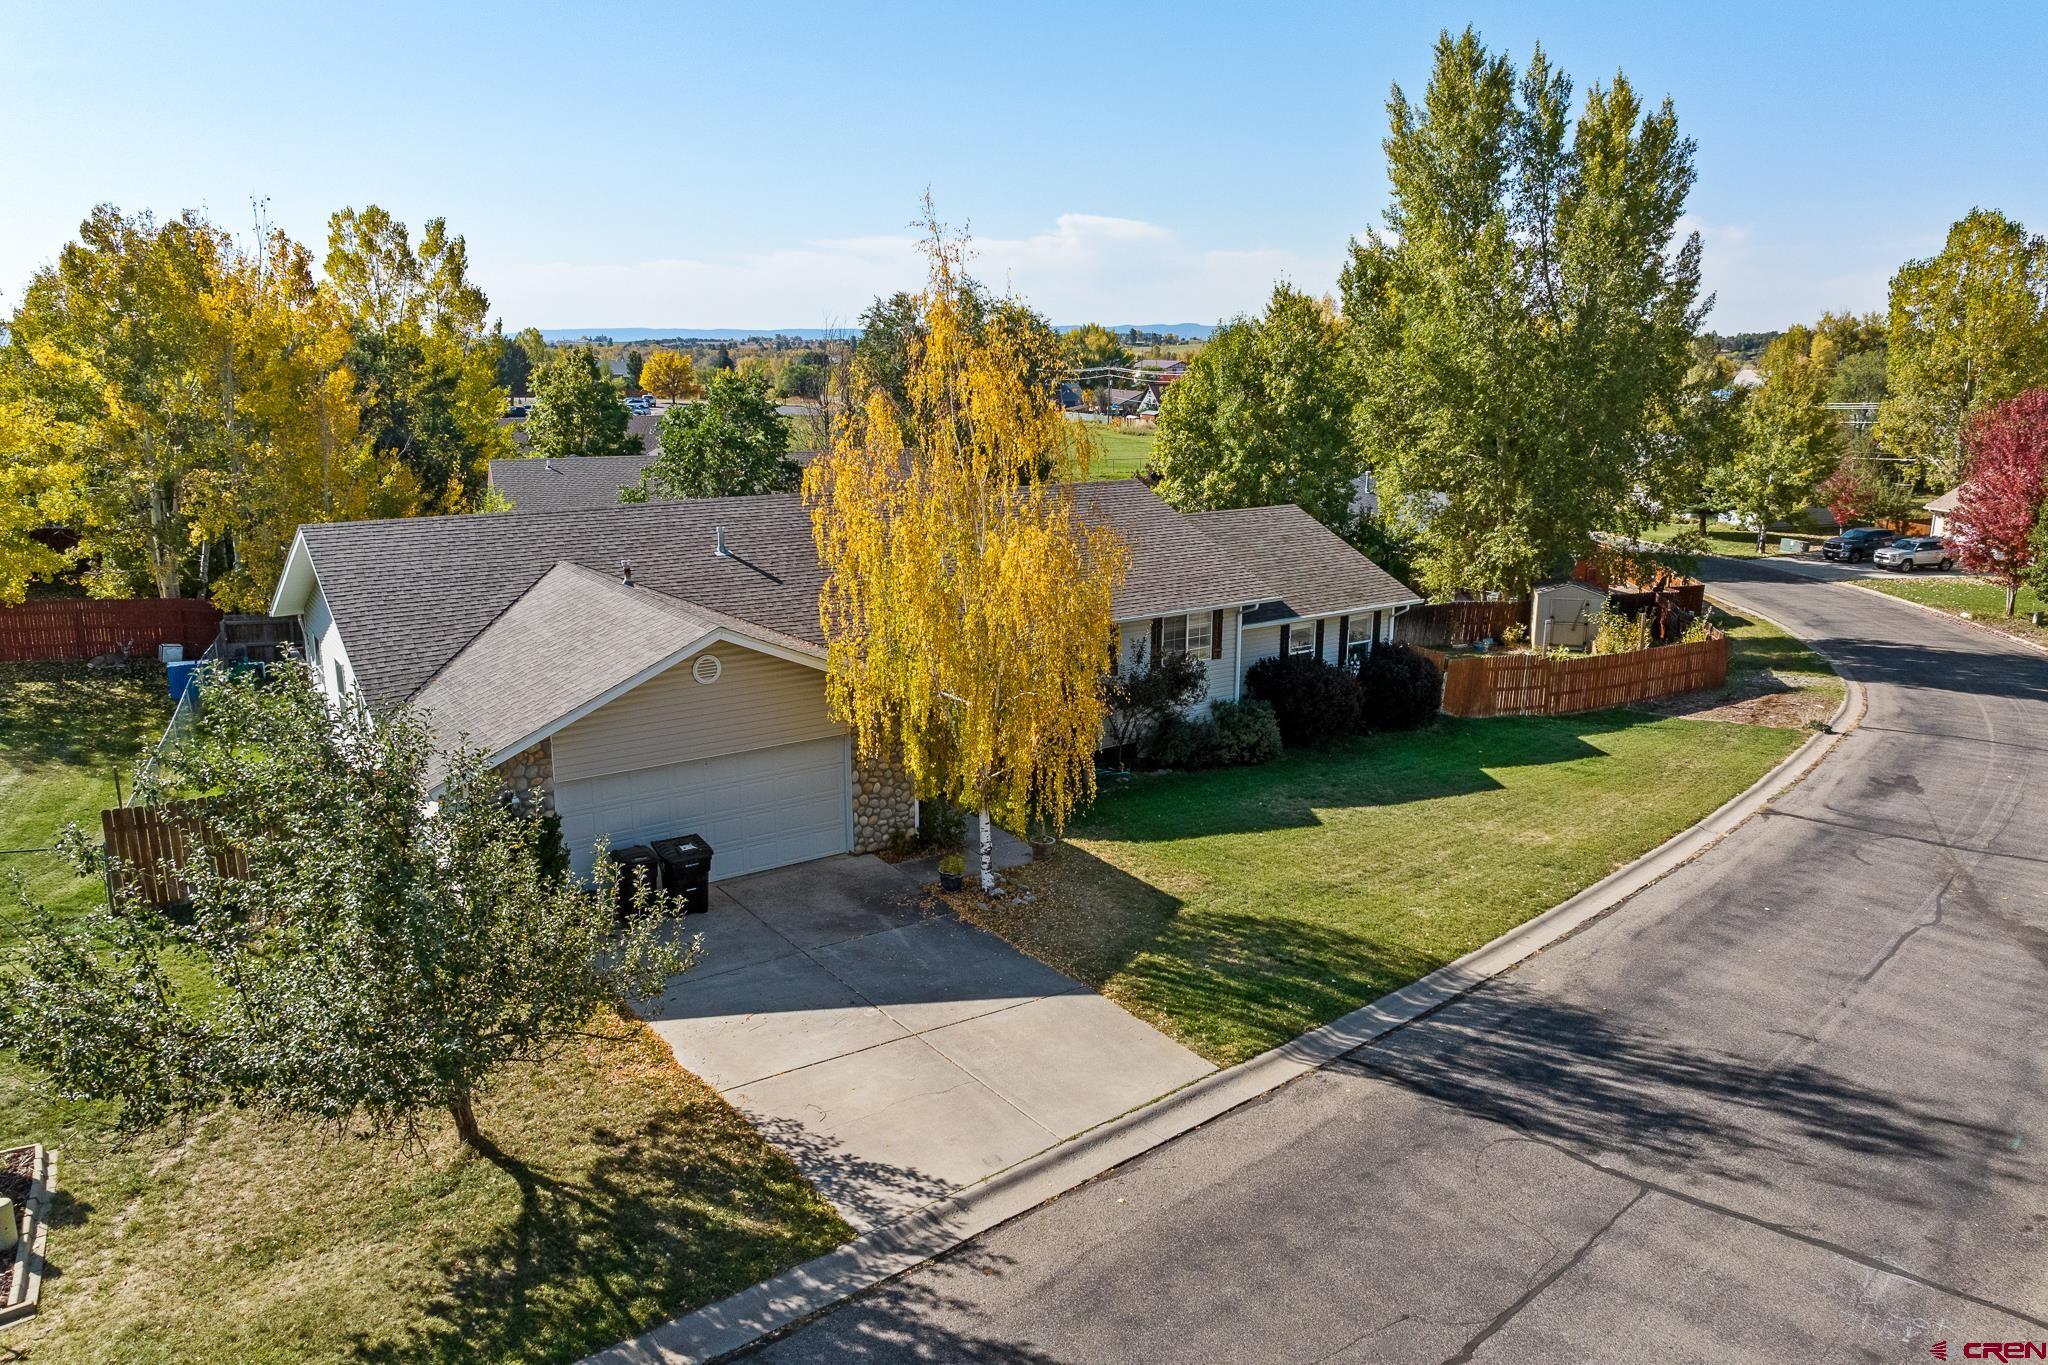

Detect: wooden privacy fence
1425,632,1730,719
1394,599,1531,649
0,598,223,663
102,798,245,907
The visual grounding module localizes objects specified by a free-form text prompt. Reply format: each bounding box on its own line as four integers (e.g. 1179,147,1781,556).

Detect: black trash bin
608,845,661,921
650,834,714,914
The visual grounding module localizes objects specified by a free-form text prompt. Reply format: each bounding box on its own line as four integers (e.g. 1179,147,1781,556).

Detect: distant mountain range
537,323,1217,344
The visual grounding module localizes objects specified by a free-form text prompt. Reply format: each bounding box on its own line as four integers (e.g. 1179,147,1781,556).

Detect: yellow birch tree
639,349,701,404
805,214,1129,891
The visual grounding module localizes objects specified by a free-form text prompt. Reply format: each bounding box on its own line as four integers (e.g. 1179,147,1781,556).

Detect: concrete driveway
638,854,1213,1230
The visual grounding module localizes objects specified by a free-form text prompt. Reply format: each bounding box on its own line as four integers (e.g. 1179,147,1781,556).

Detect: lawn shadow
1332,978,2021,1201
1007,845,1443,1062
0,663,167,773
346,1072,848,1365
1074,711,1667,845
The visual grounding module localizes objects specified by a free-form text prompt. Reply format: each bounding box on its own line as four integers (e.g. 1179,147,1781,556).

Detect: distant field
1083,427,1155,480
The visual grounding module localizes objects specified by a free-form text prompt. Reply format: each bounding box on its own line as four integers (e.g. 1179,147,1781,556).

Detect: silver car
1872,536,1953,572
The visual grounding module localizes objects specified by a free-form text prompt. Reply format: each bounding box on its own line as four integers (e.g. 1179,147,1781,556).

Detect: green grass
1856,574,2048,648
1716,603,1845,690
0,662,167,924
971,711,1804,1066
1639,520,1816,558
1,665,852,1364
1083,426,1155,479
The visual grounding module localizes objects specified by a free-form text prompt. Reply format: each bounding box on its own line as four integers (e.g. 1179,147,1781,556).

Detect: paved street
745,564,2048,1364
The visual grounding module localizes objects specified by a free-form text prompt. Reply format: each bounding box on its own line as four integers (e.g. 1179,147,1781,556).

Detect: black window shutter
1314,619,1326,657
1150,617,1164,659
1279,623,1291,655
1210,609,1224,660
1338,615,1350,658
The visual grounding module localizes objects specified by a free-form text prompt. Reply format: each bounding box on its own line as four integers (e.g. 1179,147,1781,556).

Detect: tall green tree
2,663,688,1151
1061,322,1136,377
1341,28,1707,596
1152,285,1357,528
1707,331,1841,547
325,206,511,511
1874,210,2048,491
526,346,640,460
627,369,796,499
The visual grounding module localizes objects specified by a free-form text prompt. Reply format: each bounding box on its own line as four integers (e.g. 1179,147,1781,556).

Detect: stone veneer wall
499,738,556,814
851,749,917,853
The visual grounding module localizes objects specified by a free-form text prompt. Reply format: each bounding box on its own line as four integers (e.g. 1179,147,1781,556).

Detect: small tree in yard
0,663,690,1151
1815,455,1887,531
1950,388,2048,616
639,348,702,406
805,208,1130,893
1101,640,1209,765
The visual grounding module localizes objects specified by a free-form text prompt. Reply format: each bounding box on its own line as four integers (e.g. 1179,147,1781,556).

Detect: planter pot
938,870,963,893
1029,836,1056,861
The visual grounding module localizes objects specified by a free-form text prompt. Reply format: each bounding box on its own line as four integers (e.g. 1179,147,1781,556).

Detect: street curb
586,661,1866,1365
1838,579,2048,658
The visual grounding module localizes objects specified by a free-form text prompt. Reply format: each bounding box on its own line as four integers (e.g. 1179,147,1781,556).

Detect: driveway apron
637,853,1214,1230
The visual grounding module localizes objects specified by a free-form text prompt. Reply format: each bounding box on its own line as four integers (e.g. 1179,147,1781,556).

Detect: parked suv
1822,527,1897,563
1872,536,1953,572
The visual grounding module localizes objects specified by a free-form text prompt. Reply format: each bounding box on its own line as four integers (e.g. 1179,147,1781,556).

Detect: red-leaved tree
1949,388,2048,616
1815,457,1883,531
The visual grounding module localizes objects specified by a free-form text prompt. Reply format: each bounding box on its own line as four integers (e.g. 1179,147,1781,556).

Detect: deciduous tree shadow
1329,978,2020,1201
0,662,166,772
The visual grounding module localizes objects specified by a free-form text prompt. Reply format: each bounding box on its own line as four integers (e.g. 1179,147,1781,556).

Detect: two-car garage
548,646,854,881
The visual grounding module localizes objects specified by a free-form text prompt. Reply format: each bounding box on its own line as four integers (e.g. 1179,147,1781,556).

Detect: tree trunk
977,805,995,893
449,1092,481,1149
1696,509,1709,535
2005,583,2019,617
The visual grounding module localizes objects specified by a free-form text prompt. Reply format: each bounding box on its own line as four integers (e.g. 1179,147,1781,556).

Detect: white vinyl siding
552,647,841,784
1115,606,1240,709
302,583,357,705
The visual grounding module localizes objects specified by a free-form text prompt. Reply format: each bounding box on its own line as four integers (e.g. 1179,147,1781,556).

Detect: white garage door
556,734,851,881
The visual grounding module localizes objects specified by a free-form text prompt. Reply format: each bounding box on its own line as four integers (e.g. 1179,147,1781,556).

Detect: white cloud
482,213,1335,329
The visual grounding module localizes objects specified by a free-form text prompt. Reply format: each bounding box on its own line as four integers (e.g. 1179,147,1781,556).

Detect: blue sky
5,1,2044,333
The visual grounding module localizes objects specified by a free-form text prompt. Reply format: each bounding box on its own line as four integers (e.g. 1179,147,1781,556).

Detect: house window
1184,613,1212,659
1161,615,1187,656
332,660,346,698
1288,622,1317,656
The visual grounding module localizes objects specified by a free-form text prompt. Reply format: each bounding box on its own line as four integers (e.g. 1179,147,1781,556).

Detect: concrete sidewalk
637,854,1213,1231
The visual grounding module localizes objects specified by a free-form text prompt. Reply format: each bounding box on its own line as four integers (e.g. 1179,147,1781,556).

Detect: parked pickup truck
1821,527,1897,563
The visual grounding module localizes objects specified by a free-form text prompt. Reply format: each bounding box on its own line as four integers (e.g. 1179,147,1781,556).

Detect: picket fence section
1417,632,1730,719
0,598,222,663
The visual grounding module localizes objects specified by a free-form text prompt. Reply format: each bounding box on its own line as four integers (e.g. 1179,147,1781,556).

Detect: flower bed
0,1143,55,1326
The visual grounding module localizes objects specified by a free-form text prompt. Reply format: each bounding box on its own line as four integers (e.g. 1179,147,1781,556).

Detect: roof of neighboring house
1106,388,1146,406
411,562,733,782
489,453,657,513
277,479,1406,713
1132,358,1187,371
1189,504,1422,624
1924,487,1961,514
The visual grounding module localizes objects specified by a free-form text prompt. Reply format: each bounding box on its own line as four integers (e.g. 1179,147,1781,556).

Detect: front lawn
971,711,1803,1065
1637,520,1821,558
0,665,852,1364
1856,574,2048,649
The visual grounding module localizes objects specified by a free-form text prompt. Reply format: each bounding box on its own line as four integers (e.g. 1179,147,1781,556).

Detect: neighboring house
1132,358,1188,397
268,480,1418,884
1104,387,1147,416
1924,487,1960,537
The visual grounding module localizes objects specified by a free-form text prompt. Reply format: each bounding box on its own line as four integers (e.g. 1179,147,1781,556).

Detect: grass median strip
1854,575,2048,649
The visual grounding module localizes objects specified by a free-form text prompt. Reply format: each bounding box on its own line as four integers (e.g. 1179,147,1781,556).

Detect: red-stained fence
0,598,222,663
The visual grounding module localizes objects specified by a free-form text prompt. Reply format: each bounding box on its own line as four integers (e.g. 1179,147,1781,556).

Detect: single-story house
1924,487,1960,537
268,480,1420,883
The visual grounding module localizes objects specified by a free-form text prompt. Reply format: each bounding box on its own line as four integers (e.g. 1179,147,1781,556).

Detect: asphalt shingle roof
411,562,722,781
1188,504,1421,623
487,454,657,514
296,479,1408,713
